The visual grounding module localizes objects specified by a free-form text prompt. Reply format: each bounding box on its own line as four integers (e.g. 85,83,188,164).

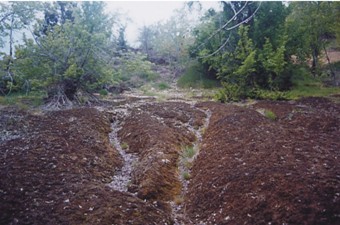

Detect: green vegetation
121,142,129,150
182,171,191,180
0,91,45,107
116,52,159,86
177,62,219,89
99,89,109,96
264,110,277,121
190,1,339,102
0,1,339,106
157,82,170,90
182,146,196,159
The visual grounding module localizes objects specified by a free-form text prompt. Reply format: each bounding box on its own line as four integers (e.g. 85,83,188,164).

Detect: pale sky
105,1,222,46
0,1,222,52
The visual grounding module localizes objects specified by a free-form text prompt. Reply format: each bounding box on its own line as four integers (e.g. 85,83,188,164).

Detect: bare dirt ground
0,95,339,224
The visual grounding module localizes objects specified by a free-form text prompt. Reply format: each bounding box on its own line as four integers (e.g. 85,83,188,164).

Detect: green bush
177,62,219,89
157,82,170,90
99,89,108,96
116,52,159,84
214,89,227,103
249,88,288,100
214,82,244,102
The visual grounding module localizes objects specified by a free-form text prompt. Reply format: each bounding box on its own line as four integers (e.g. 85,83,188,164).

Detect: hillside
1,94,339,224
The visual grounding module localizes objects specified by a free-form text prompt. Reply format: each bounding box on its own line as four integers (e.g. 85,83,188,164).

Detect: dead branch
194,2,262,57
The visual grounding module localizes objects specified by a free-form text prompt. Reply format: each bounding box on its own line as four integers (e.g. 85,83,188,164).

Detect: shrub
214,82,243,102
177,62,219,89
99,89,108,96
214,89,227,103
158,82,170,90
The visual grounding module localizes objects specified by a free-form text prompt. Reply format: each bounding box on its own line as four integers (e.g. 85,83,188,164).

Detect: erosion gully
105,100,211,224
171,105,212,225
108,119,138,193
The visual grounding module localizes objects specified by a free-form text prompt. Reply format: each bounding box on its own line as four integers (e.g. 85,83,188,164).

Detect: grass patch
177,62,219,89
0,91,45,107
286,70,340,99
182,171,191,180
264,110,277,121
157,82,170,90
121,142,129,150
182,146,196,159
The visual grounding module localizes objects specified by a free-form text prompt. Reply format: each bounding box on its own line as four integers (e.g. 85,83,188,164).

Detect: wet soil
1,96,339,224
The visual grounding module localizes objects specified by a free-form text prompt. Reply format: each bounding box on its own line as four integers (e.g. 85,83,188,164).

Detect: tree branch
194,2,262,56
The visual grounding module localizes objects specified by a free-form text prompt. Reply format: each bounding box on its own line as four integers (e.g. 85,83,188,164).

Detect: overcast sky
0,1,222,52
105,1,222,46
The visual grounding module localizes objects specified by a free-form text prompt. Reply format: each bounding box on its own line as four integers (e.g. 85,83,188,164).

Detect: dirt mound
0,107,171,224
186,98,339,224
119,102,206,202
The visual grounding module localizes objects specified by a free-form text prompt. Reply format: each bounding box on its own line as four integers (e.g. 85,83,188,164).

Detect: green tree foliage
9,2,119,107
286,2,338,76
251,1,288,49
194,2,287,100
0,2,41,95
117,26,127,52
138,5,196,71
114,51,158,86
258,37,287,90
191,1,339,101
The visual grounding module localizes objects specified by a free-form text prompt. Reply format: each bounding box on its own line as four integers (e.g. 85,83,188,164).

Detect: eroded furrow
171,106,212,225
108,120,138,193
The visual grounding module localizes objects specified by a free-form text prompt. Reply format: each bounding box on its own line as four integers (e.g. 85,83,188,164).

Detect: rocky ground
0,94,339,224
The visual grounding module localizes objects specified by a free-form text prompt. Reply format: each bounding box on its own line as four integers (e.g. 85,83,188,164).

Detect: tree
209,26,256,89
191,1,261,59
258,37,287,90
0,2,40,95
117,26,127,52
286,2,338,76
138,25,155,59
138,4,197,71
13,1,119,108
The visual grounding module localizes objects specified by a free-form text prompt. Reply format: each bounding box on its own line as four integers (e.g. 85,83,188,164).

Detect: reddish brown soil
0,107,172,224
187,97,339,224
119,102,206,201
1,96,339,225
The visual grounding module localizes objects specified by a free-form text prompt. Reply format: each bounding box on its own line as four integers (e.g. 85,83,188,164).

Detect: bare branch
225,2,262,32
194,1,249,52
194,2,262,57
198,33,232,59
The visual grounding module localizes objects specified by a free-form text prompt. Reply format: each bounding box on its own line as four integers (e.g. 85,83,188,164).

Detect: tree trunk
311,48,318,77
323,44,336,86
